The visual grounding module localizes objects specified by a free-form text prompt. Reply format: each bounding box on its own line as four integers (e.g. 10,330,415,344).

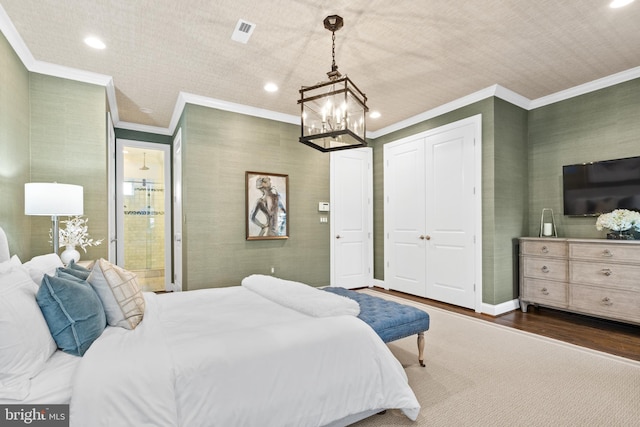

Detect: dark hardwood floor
370,287,640,362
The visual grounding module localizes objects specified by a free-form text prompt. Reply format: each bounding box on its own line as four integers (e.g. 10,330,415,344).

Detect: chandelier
298,15,368,152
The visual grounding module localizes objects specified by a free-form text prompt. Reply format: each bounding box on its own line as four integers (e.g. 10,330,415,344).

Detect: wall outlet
270,266,275,274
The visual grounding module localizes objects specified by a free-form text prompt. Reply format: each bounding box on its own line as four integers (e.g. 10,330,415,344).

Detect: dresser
519,237,640,326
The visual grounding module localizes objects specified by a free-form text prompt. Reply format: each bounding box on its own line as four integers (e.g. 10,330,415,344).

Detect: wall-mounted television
562,155,640,216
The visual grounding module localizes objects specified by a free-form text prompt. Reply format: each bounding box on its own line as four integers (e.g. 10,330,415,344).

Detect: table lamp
25,183,84,254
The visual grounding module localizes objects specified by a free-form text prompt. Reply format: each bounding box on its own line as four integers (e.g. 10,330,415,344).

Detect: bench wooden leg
417,332,425,367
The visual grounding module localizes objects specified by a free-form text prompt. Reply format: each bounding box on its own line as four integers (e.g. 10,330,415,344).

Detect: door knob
419,235,432,240
336,235,341,239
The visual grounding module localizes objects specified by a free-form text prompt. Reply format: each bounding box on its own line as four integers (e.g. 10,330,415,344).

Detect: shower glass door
116,140,171,292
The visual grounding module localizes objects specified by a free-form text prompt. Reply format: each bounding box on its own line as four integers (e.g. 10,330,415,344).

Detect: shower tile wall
123,181,165,291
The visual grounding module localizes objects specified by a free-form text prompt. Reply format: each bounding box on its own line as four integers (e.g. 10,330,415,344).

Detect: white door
384,115,481,310
425,123,477,309
330,148,373,289
384,138,427,296
172,129,183,292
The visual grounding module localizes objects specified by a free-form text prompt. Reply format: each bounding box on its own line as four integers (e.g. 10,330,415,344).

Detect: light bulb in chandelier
298,15,368,152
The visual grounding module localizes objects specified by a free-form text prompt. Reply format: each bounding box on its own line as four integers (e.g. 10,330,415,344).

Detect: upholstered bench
324,287,430,367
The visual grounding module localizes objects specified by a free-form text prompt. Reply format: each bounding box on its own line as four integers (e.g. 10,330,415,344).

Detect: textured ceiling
2,0,640,133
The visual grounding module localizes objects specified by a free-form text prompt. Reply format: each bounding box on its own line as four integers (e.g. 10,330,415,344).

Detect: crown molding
30,60,112,87
177,92,299,125
0,4,35,68
2,4,638,139
529,65,640,109
1,5,116,112
115,121,173,136
367,85,531,139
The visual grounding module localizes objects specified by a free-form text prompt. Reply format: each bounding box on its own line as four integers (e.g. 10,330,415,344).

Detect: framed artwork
246,171,289,240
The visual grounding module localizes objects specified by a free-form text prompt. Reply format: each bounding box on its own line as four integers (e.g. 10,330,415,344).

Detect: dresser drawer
522,278,568,307
521,240,567,258
570,284,640,324
569,242,640,263
570,260,640,291
522,257,567,281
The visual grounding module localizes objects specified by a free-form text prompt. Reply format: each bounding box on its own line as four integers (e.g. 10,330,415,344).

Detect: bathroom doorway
115,139,172,292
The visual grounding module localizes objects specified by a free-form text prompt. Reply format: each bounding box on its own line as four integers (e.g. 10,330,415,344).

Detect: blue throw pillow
57,263,90,281
36,274,106,356
67,259,91,273
56,267,90,281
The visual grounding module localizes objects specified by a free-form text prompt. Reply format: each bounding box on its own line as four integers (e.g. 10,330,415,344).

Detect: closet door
424,123,477,309
384,138,427,296
384,115,481,309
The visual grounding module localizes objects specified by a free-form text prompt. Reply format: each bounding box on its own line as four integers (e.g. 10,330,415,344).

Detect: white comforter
70,285,420,426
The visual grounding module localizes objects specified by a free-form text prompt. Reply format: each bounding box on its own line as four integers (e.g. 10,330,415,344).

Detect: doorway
116,139,172,292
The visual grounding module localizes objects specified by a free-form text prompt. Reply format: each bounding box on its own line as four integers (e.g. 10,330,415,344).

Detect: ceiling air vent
231,19,255,44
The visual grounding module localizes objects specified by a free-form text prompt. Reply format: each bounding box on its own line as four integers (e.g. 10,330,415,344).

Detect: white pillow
87,259,145,330
0,265,57,400
0,255,22,275
22,253,64,286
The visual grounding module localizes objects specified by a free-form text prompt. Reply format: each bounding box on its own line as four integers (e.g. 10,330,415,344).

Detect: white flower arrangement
51,216,103,252
595,209,640,232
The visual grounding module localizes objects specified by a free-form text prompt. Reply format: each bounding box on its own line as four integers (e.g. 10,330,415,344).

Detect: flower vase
60,245,81,265
606,230,636,240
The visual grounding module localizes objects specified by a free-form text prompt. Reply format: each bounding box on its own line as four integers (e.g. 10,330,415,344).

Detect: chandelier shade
298,15,368,152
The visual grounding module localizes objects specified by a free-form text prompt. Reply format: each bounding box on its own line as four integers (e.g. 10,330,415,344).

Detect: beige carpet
351,290,640,427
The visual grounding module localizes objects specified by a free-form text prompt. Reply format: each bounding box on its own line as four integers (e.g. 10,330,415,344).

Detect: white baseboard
372,278,386,289
371,279,519,316
481,299,520,316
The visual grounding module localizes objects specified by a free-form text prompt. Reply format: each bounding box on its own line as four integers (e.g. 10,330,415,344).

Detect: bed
0,226,420,426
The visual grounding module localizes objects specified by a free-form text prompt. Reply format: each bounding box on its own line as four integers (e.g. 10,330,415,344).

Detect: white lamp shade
25,183,84,216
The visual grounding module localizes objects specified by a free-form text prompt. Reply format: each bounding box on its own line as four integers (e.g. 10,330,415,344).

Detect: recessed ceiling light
264,83,278,92
369,111,381,119
84,36,106,49
609,0,634,8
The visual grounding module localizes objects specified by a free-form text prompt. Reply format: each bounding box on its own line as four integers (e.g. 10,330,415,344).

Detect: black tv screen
562,156,640,216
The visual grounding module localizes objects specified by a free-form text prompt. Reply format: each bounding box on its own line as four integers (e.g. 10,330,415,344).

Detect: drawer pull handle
541,265,549,273
541,246,549,253
602,249,613,257
601,297,613,306
601,268,612,277
540,287,549,295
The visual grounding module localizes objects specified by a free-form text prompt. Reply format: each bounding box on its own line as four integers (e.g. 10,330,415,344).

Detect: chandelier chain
331,31,337,71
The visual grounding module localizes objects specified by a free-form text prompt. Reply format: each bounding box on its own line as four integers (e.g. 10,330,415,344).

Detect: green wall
0,31,30,259
528,78,640,240
0,29,108,261
180,105,331,290
27,74,109,260
493,99,529,303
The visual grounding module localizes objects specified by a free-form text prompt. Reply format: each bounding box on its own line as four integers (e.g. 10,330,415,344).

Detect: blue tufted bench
324,287,430,367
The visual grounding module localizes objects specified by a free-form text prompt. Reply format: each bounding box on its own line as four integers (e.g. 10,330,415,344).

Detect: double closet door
384,116,480,310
